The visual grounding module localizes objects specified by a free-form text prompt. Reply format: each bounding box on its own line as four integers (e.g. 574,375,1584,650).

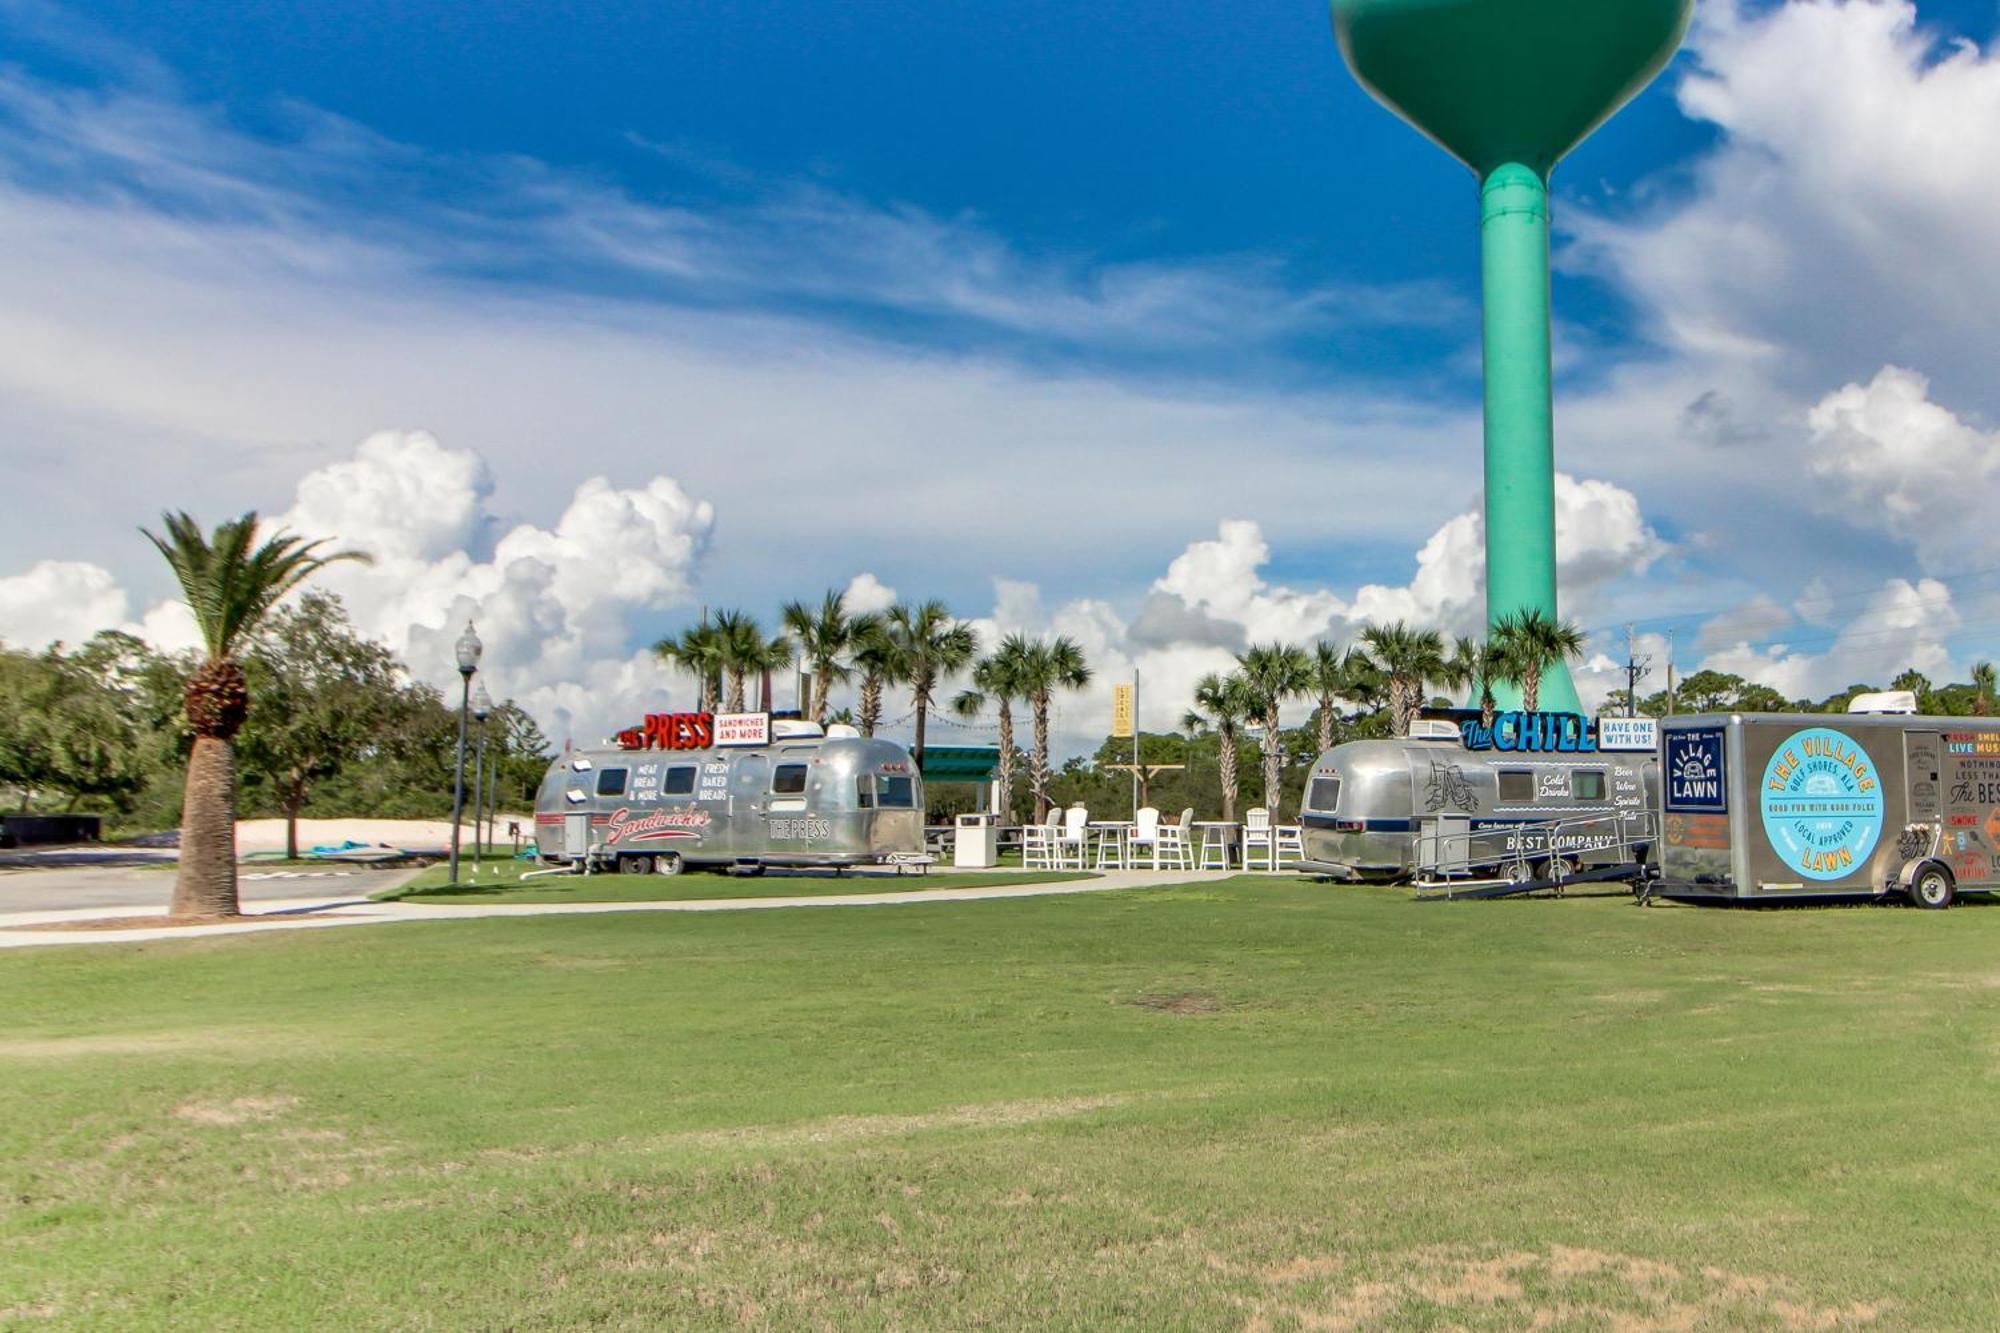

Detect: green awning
920,746,1000,782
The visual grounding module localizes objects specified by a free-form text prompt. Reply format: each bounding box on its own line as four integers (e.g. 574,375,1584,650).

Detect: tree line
1,590,549,861
652,595,1095,821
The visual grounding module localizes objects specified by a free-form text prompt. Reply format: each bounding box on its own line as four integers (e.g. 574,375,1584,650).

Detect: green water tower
1330,0,1692,712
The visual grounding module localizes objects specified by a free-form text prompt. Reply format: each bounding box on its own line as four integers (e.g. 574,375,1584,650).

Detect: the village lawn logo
1759,727,1883,880
1664,729,1725,812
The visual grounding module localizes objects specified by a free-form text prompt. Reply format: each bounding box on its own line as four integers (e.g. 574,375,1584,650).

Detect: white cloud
274,432,714,744
1347,474,1666,634
841,572,897,615
0,559,130,649
1701,576,1959,700
1804,365,2000,569
1573,0,2000,400
1152,520,1347,645
0,557,200,654
1695,594,1794,654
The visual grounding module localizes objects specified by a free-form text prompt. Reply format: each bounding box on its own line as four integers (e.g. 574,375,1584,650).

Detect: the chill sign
1460,711,1659,754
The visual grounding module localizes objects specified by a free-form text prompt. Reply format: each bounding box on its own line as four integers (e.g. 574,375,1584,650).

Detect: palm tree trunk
171,736,239,918
1219,727,1239,823
1523,665,1541,713
1391,677,1413,737
1263,705,1282,812
726,671,746,713
1480,685,1497,730
860,676,883,736
997,699,1015,821
811,661,830,724
1317,696,1334,754
1031,695,1052,821
913,691,929,769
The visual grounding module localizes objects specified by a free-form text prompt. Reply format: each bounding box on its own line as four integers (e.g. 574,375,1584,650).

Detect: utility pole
1132,668,1141,820
1665,629,1677,717
1623,624,1651,718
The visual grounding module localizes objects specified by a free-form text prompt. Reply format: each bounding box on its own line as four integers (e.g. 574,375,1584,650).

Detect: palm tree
712,610,792,713
849,615,903,737
1305,640,1370,754
1016,636,1092,820
653,620,724,712
1188,671,1255,822
143,512,366,918
1492,609,1587,713
1237,643,1314,814
1442,635,1513,729
781,590,859,725
1974,661,1996,717
885,600,978,770
1358,621,1446,737
951,633,1034,820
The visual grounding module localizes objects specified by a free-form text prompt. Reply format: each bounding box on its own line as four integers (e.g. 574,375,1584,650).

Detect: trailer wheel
1538,855,1577,883
620,854,654,877
1910,864,1955,910
654,852,684,876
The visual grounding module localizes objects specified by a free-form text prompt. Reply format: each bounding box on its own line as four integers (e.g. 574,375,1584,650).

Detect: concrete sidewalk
0,868,1225,950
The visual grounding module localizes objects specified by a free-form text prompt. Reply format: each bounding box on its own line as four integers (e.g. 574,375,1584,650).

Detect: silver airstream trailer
1656,693,2000,907
533,712,925,874
1295,713,1660,883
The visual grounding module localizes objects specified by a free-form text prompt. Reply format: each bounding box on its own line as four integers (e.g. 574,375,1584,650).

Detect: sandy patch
173,1095,299,1126
662,1093,1138,1153
0,1029,281,1060
232,816,531,855
1234,1245,1890,1332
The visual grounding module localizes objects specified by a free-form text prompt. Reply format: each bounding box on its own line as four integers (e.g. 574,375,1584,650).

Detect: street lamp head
455,620,483,675
471,681,493,721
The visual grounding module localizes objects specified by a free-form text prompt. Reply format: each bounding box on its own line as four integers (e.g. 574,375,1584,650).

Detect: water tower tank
1330,0,1692,712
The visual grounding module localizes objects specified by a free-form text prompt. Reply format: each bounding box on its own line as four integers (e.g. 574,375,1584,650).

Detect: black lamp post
448,620,482,884
470,681,492,877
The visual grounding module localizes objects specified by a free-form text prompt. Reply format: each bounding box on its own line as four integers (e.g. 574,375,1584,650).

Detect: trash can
954,813,998,869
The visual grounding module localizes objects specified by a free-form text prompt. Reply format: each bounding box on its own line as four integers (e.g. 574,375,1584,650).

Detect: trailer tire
654,851,684,876
1910,864,1955,910
620,854,654,877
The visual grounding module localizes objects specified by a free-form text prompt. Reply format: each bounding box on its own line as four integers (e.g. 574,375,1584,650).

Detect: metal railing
1415,810,1658,892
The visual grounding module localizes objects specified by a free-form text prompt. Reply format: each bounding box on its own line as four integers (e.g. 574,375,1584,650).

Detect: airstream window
1497,770,1534,804
857,777,875,808
1306,777,1341,812
662,766,696,797
772,763,809,795
595,768,629,797
879,775,916,808
1571,770,1606,801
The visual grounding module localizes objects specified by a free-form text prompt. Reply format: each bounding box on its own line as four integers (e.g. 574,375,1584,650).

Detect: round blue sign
1759,727,1884,881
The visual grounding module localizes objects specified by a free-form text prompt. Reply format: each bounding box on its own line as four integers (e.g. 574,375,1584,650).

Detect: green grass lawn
2,881,1997,1328
381,863,1092,903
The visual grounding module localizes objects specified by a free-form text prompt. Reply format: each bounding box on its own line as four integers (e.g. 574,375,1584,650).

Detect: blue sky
3,1,2000,742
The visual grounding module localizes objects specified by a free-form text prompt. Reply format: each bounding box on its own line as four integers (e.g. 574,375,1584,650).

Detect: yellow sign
1110,683,1134,738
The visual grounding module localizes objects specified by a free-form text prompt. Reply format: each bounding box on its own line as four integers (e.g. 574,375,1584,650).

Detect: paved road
0,861,418,915
0,868,1225,949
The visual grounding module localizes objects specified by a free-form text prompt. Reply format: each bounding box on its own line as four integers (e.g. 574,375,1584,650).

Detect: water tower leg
1479,161,1580,713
